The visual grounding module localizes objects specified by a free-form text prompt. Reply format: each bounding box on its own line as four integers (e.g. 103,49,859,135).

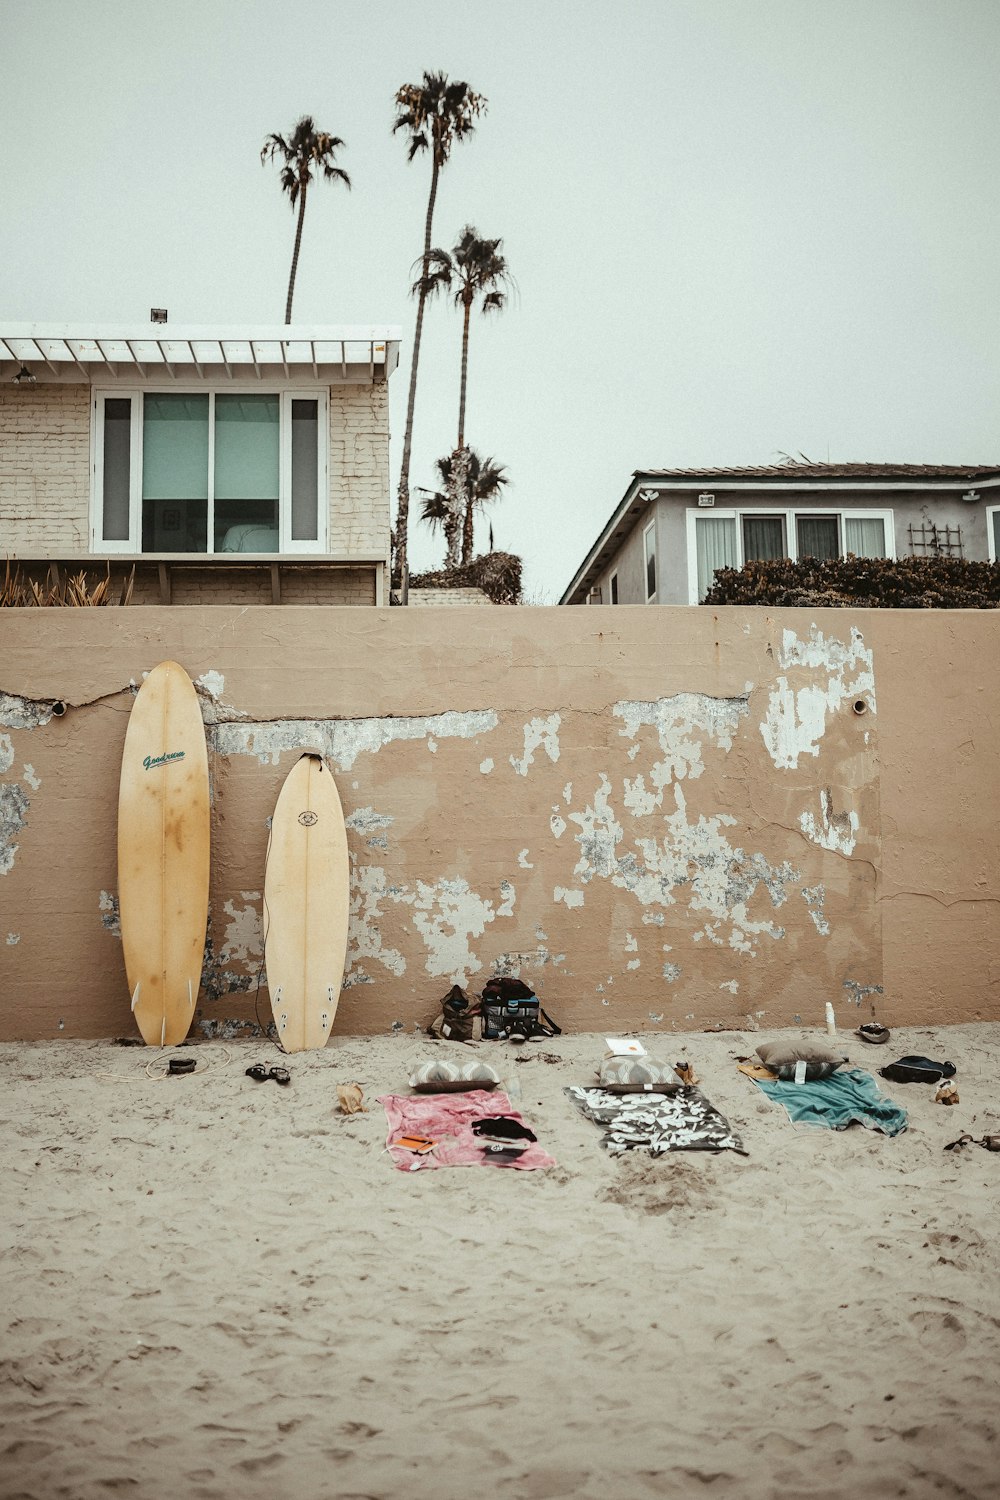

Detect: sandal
268,1066,291,1086
245,1063,268,1083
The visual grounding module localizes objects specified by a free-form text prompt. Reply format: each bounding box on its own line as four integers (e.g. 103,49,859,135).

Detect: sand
2,1023,1000,1500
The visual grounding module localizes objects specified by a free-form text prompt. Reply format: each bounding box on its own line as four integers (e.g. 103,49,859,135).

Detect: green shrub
701,555,1000,609
408,550,523,606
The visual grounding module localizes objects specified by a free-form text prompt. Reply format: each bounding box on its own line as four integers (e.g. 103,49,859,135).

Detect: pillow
756,1040,844,1081
408,1057,501,1093
597,1055,680,1088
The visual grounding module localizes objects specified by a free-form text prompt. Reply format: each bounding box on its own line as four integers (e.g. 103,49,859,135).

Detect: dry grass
1,559,135,607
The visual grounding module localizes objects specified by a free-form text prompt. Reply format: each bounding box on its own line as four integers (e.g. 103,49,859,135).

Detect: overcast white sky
4,0,998,599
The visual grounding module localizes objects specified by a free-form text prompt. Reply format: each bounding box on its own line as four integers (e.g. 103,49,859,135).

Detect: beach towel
748,1066,908,1136
565,1085,747,1157
378,1089,556,1171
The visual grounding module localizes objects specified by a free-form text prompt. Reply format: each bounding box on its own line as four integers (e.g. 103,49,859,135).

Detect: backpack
480,977,561,1043
427,985,479,1045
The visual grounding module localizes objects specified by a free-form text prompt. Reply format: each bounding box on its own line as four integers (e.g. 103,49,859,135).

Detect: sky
3,0,999,600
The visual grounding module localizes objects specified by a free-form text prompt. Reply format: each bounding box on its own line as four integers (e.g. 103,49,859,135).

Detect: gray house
560,464,1000,606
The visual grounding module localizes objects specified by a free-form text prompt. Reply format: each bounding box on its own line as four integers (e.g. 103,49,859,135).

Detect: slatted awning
0,323,401,383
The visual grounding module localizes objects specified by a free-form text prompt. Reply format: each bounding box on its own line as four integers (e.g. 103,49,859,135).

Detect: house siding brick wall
0,381,391,568
328,382,390,559
0,385,91,554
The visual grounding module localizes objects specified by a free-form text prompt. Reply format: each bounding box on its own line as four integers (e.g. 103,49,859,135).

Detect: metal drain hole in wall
51,701,67,717
852,699,868,716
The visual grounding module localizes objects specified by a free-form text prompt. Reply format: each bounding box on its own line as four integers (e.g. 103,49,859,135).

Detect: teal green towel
752,1067,908,1137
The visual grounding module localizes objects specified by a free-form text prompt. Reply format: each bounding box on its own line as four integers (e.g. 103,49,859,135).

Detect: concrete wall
0,606,996,1040
588,489,996,607
0,381,390,561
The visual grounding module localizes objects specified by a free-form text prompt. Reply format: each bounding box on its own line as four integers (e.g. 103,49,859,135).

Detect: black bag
480,977,561,1043
878,1055,956,1085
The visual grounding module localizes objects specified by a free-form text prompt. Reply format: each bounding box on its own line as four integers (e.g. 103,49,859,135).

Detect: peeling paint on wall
480,758,494,774
218,893,263,966
212,709,498,771
843,978,885,1009
800,790,859,856
554,886,585,909
6,933,19,945
0,694,55,730
760,626,875,770
345,862,408,986
509,713,561,777
0,783,29,876
409,875,508,983
517,848,533,869
0,735,13,774
99,890,121,938
22,764,40,790
801,883,830,935
615,693,750,789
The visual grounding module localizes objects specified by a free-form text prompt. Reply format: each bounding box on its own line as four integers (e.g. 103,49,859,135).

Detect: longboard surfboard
117,661,210,1047
264,753,350,1052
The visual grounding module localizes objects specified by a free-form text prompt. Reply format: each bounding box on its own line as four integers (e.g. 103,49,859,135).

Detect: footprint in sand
908,1308,967,1355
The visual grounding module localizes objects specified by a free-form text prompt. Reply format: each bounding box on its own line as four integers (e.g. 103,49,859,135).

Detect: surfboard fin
130,982,141,1013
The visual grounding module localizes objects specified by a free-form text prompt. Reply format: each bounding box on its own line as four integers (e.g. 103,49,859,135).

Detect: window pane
696,516,737,600
796,515,839,560
102,398,131,542
215,394,279,551
610,573,619,604
742,514,785,560
142,394,208,552
291,399,319,542
843,517,886,558
644,526,656,599
993,511,1000,560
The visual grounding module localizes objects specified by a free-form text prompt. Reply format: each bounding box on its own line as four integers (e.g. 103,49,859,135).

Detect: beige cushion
408,1057,501,1093
756,1040,844,1081
597,1055,680,1088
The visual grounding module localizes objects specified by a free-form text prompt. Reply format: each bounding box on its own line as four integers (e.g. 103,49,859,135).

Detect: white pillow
408,1057,501,1093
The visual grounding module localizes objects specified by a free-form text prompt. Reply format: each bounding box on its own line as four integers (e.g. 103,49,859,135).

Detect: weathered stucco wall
0,606,996,1039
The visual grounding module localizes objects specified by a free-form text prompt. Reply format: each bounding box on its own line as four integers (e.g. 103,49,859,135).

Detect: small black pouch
879,1055,956,1085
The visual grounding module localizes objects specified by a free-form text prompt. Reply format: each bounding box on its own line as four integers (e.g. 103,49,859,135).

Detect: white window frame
643,520,657,603
90,385,329,555
987,505,1000,563
685,506,895,603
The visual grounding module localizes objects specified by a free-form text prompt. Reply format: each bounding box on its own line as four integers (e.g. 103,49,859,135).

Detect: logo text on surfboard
143,750,186,771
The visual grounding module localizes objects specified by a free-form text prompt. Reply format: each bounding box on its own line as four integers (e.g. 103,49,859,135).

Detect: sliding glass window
95,389,326,553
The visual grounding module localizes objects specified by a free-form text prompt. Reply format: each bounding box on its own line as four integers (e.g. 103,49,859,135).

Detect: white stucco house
0,321,400,604
560,463,1000,607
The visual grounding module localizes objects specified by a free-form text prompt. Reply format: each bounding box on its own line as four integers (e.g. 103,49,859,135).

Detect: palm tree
392,72,486,589
261,116,350,324
415,226,511,452
418,450,510,567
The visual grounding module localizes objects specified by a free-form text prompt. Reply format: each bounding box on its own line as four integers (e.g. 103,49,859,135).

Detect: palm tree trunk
395,157,440,591
457,298,471,449
460,463,475,565
285,187,307,325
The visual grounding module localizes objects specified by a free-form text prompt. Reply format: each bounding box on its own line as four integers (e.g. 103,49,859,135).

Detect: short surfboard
264,753,350,1052
117,661,210,1047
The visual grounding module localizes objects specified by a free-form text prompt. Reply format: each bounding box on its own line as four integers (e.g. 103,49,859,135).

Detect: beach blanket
748,1066,908,1136
378,1089,556,1171
565,1085,747,1157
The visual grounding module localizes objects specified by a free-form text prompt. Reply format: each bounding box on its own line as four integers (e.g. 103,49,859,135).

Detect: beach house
559,463,1000,606
0,321,400,604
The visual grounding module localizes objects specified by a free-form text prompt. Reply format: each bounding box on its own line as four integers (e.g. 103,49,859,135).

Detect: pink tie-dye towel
378,1089,556,1171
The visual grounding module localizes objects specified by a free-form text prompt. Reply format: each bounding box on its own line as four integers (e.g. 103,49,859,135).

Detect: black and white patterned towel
565,1085,747,1157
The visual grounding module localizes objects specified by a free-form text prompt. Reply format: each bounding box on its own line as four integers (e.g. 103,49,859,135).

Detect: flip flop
268,1066,291,1086
245,1063,268,1083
